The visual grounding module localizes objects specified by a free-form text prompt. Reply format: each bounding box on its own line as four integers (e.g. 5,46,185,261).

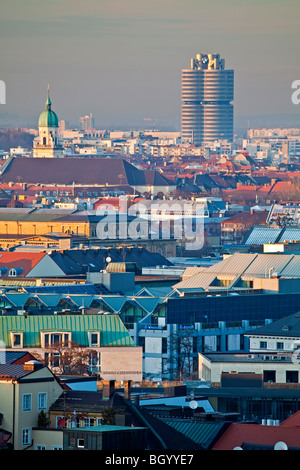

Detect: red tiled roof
280,410,300,427
212,421,300,450
0,252,46,276
0,157,146,186
221,211,268,226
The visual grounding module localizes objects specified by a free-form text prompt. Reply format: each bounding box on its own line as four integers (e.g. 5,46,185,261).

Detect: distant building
181,53,234,145
80,113,95,131
0,313,143,382
32,86,64,158
221,210,268,245
0,358,64,450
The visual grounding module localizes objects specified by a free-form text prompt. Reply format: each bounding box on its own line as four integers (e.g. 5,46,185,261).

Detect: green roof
0,314,135,348
38,110,58,128
38,86,58,128
68,425,146,433
161,419,223,448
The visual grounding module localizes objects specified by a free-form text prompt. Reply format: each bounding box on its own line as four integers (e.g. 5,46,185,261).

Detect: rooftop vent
23,360,43,372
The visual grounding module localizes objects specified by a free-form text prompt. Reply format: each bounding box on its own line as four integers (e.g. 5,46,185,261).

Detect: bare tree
40,340,97,375
166,329,198,381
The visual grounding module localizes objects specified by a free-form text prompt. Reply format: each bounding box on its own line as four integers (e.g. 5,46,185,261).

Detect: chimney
23,360,43,372
124,380,132,399
102,380,116,399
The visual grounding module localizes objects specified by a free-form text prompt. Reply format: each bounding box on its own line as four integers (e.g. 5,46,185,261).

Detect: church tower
33,86,64,158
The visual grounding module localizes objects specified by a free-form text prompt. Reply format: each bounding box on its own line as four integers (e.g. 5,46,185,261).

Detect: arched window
8,268,17,277
43,137,46,145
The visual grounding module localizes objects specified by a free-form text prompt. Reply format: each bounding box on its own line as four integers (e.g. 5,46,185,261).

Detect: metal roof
245,313,300,338
160,419,223,448
244,254,294,278
243,226,282,245
277,227,300,243
173,253,300,291
0,314,135,348
174,272,214,291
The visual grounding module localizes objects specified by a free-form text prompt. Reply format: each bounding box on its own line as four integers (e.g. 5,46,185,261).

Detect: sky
0,0,300,132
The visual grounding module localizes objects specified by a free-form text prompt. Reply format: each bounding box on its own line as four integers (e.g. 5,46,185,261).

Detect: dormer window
88,332,100,347
8,268,17,277
11,332,23,348
41,332,71,348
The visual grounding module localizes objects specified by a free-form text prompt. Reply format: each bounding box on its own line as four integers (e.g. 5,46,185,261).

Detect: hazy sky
1,0,300,130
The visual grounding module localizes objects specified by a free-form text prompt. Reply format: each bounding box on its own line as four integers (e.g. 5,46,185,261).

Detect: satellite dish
189,400,198,410
106,256,111,263
274,441,288,450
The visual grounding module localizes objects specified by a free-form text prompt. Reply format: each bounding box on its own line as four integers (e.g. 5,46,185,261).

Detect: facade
181,53,234,145
0,314,143,382
80,113,95,132
245,312,300,355
221,210,268,245
0,208,177,257
198,352,300,386
62,425,148,451
0,359,64,450
33,86,64,158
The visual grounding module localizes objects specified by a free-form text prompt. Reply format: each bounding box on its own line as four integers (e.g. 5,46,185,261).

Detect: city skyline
0,0,300,131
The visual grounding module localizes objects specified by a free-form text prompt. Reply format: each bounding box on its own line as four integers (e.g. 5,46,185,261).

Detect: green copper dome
38,86,59,128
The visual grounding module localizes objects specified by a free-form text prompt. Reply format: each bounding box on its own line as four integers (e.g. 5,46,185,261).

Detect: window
8,268,17,277
51,445,63,450
22,428,31,446
35,444,46,450
77,439,85,449
89,332,100,347
277,342,284,350
38,392,47,410
286,370,299,383
64,333,70,347
264,370,276,383
162,337,168,354
45,352,60,368
42,332,71,348
260,341,267,349
23,394,32,412
83,417,95,427
11,332,23,348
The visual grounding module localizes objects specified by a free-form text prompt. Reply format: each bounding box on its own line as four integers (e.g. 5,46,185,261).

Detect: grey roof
244,226,300,246
245,313,300,338
277,227,300,243
173,253,300,291
0,363,45,379
202,353,294,364
243,226,282,245
243,254,294,278
0,351,30,365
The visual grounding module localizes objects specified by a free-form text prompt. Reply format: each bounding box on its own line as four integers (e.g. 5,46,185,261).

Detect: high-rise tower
181,53,234,146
